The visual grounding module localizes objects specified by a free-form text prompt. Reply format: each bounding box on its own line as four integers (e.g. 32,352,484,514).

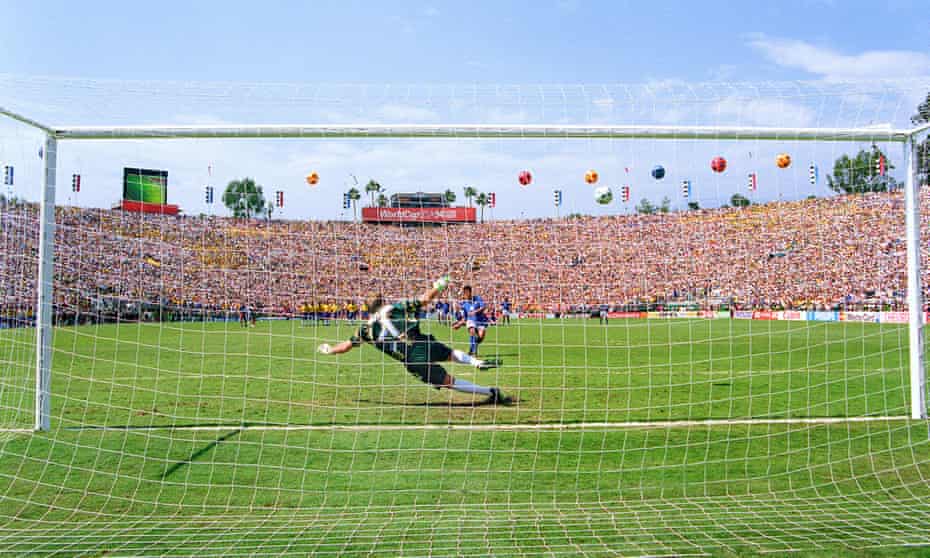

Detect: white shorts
466,319,487,330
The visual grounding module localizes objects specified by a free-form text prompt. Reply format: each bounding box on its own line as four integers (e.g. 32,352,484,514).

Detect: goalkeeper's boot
487,388,513,406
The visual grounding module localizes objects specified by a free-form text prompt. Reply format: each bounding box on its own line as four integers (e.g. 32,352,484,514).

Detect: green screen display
123,168,167,204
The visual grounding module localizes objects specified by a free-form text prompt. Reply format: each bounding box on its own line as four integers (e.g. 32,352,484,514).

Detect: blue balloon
651,165,666,180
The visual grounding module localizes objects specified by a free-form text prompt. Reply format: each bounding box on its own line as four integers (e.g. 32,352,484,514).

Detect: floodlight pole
35,135,57,431
903,135,927,420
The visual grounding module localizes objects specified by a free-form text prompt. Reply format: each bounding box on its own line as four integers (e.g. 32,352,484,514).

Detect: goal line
0,416,902,434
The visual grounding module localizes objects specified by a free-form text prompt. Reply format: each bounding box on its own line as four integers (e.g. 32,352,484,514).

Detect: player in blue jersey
501,298,512,325
452,285,490,356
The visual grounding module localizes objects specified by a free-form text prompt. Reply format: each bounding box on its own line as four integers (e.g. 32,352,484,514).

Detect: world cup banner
362,207,477,223
606,311,648,319
841,311,880,323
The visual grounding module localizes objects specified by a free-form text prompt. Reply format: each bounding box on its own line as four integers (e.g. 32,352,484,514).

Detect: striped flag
681,180,691,199
747,172,758,192
808,164,818,185
621,185,631,202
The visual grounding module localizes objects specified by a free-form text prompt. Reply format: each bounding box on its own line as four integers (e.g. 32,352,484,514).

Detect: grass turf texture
1,318,929,556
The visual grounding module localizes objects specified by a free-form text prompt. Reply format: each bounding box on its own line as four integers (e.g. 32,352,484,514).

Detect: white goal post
0,105,927,431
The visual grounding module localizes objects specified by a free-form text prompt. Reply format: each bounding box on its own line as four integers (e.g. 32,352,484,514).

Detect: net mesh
1,78,930,556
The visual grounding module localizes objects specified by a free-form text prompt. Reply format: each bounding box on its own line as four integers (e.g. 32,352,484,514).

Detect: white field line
0,416,911,433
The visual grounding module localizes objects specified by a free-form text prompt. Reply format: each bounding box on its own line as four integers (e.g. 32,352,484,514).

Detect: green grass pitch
1,318,929,556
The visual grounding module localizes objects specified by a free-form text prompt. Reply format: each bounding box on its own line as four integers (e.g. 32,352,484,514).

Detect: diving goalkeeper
317,276,513,405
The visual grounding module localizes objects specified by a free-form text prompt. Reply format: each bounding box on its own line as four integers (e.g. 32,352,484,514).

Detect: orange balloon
776,153,791,169
306,172,320,185
585,170,599,184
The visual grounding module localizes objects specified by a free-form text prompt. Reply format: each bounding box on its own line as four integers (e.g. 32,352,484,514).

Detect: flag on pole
621,185,631,202
748,172,758,192
681,180,691,199
553,190,562,207
808,163,818,185
275,190,284,208
488,192,496,208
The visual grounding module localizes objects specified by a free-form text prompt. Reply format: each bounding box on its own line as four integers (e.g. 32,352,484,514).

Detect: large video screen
123,168,167,204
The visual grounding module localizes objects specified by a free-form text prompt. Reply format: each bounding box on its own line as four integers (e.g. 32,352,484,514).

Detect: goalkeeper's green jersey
351,299,424,352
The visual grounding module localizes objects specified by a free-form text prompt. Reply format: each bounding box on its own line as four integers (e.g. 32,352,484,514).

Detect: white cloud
748,35,930,81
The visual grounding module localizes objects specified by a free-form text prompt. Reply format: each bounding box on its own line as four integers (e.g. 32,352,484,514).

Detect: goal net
1,77,930,556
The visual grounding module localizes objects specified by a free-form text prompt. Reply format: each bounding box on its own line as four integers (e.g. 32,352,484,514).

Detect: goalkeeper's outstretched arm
318,340,353,355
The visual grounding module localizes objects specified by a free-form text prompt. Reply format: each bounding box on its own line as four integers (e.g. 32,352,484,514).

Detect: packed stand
0,189,926,324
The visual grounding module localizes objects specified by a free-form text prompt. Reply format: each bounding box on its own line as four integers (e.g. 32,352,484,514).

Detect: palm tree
474,192,489,222
222,177,267,219
443,189,457,205
347,187,361,221
376,193,389,207
463,186,477,207
365,179,382,207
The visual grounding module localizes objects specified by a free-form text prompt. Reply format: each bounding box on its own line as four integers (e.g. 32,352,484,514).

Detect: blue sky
1,0,929,218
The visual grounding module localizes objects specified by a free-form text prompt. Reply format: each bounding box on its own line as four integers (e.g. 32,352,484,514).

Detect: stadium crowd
0,189,924,324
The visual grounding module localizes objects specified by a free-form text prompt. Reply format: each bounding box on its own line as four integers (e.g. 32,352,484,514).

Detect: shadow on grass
66,422,281,431
160,428,242,480
356,398,520,408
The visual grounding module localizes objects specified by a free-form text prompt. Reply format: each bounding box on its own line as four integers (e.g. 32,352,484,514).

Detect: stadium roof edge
48,124,914,142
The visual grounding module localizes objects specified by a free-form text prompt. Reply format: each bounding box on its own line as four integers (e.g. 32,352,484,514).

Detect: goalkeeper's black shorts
402,334,453,386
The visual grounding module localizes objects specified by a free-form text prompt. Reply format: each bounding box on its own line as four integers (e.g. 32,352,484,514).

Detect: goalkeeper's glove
433,275,451,293
317,343,332,355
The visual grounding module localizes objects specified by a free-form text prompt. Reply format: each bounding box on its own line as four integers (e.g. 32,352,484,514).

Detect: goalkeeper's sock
451,377,492,396
451,349,480,367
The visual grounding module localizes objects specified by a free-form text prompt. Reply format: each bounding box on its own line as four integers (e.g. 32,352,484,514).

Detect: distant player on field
239,303,254,328
501,298,512,325
452,285,489,356
317,276,512,405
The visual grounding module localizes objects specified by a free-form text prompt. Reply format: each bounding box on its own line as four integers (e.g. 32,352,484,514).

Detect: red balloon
711,156,727,173
518,170,532,186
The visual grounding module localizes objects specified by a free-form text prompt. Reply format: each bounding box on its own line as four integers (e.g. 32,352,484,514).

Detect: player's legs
466,320,477,355
416,334,493,369
400,336,509,404
468,325,487,355
404,363,510,404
